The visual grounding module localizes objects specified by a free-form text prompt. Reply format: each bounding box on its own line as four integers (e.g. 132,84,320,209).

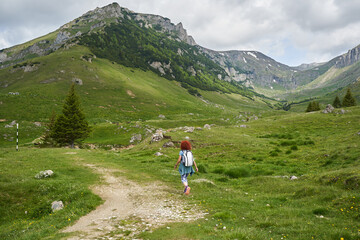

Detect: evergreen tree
306,101,320,112
332,95,342,108
342,88,356,107
51,84,91,148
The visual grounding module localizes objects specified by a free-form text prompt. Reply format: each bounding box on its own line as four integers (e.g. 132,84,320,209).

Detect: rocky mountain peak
334,44,360,68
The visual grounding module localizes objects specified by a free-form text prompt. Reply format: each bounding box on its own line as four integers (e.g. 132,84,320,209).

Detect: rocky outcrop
334,45,360,68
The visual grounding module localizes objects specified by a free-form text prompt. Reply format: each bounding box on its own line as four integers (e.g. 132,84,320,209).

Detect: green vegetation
333,95,342,108
78,19,254,97
50,84,91,148
1,107,359,239
342,88,357,107
306,101,320,112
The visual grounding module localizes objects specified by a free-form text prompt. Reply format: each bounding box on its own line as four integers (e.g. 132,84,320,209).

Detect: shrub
225,167,251,178
291,145,298,150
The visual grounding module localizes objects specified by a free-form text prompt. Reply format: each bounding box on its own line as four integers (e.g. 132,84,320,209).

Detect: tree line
306,88,357,112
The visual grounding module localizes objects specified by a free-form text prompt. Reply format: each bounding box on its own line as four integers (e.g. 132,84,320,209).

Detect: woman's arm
174,155,182,169
193,160,199,172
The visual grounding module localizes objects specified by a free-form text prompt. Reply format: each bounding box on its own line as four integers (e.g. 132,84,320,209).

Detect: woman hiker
174,140,198,195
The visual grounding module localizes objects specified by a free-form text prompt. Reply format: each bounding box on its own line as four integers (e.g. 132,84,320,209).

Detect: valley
0,2,359,240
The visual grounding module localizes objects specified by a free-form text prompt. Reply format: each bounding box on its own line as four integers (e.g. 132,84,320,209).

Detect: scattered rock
130,133,142,143
322,104,334,114
239,125,247,128
203,124,211,130
35,170,54,179
34,122,42,127
290,176,298,180
183,126,195,133
158,114,165,119
340,109,346,114
8,92,19,95
162,141,175,148
5,120,17,128
72,77,83,85
151,130,164,143
154,152,163,156
51,201,64,212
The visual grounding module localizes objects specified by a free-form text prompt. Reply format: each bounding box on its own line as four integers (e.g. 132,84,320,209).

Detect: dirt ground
62,164,206,239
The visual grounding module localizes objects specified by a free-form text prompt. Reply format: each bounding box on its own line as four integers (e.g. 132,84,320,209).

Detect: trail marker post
16,123,19,151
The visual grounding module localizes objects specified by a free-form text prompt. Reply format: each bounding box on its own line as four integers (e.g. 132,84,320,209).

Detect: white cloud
1,0,360,66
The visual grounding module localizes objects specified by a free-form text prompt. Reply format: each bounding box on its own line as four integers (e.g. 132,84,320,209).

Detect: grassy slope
0,107,359,239
0,45,270,146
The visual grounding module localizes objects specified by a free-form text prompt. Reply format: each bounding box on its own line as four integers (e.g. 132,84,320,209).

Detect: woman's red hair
180,140,192,150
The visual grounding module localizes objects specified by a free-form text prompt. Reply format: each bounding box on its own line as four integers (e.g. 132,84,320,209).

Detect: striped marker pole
16,123,19,151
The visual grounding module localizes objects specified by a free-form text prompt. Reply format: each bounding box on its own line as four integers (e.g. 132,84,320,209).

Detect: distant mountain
1,2,360,104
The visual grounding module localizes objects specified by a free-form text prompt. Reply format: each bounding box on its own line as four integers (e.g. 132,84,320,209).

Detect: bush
291,145,298,150
225,167,251,178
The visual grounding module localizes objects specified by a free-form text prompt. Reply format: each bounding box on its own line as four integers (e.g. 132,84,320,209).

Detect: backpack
182,150,194,167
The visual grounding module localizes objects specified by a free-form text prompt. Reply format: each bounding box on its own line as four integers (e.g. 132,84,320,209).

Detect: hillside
1,2,360,105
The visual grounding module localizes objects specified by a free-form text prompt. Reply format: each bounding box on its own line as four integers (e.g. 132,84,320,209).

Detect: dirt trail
62,164,206,239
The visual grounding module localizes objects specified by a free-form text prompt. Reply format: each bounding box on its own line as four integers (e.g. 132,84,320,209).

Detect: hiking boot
184,186,188,193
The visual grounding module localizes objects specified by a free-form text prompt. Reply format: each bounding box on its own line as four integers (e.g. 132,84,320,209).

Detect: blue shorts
181,173,189,183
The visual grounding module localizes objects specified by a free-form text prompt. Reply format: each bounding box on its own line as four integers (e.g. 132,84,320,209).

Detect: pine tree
332,95,342,108
51,84,91,148
306,101,320,112
342,88,357,107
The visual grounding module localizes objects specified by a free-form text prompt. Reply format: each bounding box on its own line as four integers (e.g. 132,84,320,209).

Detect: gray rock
34,122,42,127
162,141,175,148
322,104,334,114
72,77,83,85
158,114,165,119
204,124,211,130
154,152,163,156
290,176,298,180
151,130,163,143
35,170,54,179
130,134,142,143
51,201,64,212
340,109,346,114
184,126,195,133
240,125,247,128
5,120,17,128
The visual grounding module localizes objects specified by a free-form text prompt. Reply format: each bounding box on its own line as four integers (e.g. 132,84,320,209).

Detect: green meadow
1,45,360,239
1,105,359,239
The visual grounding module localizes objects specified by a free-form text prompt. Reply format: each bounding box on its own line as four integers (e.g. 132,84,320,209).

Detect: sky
1,0,360,66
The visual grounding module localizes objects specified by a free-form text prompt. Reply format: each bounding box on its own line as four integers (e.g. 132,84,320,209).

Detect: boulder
322,104,334,114
130,133,142,143
72,77,83,85
151,130,163,143
204,124,211,130
35,170,54,179
290,175,298,180
51,201,64,212
162,141,175,148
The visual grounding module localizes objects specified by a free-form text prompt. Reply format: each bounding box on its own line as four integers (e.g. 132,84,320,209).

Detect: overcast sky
1,0,360,66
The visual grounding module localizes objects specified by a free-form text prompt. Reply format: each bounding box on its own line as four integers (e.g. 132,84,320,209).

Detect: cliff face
334,45,360,68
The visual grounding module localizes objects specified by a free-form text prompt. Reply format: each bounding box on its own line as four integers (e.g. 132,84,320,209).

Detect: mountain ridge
1,2,360,103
